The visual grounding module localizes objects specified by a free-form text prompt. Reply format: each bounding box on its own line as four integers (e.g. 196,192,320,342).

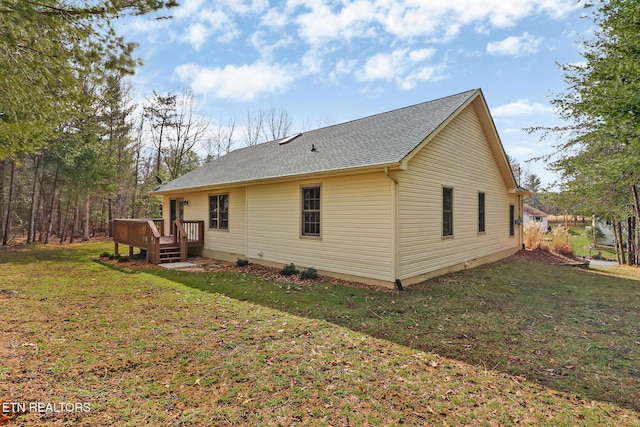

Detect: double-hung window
442,187,453,237
209,194,229,229
302,186,321,236
478,192,486,233
509,204,515,236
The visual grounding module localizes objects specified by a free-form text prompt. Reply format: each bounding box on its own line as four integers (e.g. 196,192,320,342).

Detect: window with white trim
478,192,486,233
209,194,229,229
302,186,320,236
443,187,453,237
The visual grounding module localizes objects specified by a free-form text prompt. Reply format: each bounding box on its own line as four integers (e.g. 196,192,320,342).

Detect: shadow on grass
140,261,640,413
93,259,142,274
0,241,114,266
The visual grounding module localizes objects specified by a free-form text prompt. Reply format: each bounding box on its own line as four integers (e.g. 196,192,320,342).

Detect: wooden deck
113,219,204,264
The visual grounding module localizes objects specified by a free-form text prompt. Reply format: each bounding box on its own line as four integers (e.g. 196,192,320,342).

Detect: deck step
158,245,182,262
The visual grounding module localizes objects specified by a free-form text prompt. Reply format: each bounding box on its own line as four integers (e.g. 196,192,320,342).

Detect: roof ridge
295,88,480,139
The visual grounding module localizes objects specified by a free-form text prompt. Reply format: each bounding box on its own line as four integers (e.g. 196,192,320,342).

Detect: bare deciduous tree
244,109,264,147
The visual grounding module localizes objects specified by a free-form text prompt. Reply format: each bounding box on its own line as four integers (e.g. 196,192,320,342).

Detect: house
134,89,527,289
523,205,549,232
591,217,616,246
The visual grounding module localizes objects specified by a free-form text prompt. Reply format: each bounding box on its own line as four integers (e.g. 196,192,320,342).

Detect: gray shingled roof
154,89,480,193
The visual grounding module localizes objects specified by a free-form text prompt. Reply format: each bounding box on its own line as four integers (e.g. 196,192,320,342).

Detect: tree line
0,82,295,246
532,0,640,266
0,1,299,246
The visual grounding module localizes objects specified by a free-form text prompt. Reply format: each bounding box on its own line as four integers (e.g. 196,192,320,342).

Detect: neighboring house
523,205,549,232
591,218,616,246
149,89,527,289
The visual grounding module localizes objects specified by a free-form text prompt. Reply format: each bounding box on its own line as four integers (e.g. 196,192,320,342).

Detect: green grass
567,225,617,260
1,241,639,426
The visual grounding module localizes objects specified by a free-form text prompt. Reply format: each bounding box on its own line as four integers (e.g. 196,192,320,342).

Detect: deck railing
112,219,204,264
179,220,205,247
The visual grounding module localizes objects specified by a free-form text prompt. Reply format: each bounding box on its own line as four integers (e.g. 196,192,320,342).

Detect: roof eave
150,162,403,196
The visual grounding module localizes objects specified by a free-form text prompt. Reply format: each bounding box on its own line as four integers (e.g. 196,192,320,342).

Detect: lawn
566,225,617,260
1,242,639,426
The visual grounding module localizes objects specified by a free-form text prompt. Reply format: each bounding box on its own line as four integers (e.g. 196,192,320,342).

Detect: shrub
280,263,298,276
117,256,130,263
300,267,318,280
100,251,111,258
586,226,606,247
109,253,120,260
524,222,547,250
236,258,249,267
552,225,574,256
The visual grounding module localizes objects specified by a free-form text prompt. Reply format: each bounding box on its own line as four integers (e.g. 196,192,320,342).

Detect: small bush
554,242,574,257
586,226,606,247
100,251,111,258
117,256,130,263
109,253,120,260
300,267,318,280
280,263,298,276
524,222,547,250
236,258,249,267
552,225,574,256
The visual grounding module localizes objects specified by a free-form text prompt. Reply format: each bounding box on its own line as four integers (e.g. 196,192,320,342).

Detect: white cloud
260,8,289,28
329,59,358,81
183,23,209,50
294,1,378,45
174,0,206,19
357,48,445,89
493,99,554,117
174,62,296,101
409,48,436,62
287,0,578,45
486,32,543,56
200,9,240,42
359,50,408,81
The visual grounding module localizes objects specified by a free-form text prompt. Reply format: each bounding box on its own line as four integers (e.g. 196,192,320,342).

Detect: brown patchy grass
1,242,639,426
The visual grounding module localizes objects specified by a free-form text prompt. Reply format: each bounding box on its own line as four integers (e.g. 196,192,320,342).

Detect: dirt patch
97,255,396,292
98,249,590,292
510,248,590,266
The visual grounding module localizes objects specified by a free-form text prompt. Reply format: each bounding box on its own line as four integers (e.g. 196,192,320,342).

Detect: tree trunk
27,154,42,244
60,196,72,244
632,185,640,265
43,161,60,244
83,196,90,241
617,221,626,264
0,159,5,240
2,160,16,246
108,197,113,237
627,216,635,266
69,194,79,244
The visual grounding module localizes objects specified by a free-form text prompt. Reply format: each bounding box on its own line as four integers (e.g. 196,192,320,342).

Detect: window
509,204,515,236
442,187,453,237
209,194,229,229
302,186,320,236
478,192,486,233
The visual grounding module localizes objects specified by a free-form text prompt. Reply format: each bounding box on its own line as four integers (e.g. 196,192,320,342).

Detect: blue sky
120,0,593,186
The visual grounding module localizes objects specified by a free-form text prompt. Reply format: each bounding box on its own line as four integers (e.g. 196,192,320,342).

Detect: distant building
524,205,548,232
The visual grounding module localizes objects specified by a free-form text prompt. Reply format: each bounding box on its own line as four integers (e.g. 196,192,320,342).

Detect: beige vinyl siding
397,103,519,281
246,172,394,283
170,188,247,256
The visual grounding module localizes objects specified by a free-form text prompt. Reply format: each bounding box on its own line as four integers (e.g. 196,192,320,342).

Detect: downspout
384,167,403,290
384,166,398,184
